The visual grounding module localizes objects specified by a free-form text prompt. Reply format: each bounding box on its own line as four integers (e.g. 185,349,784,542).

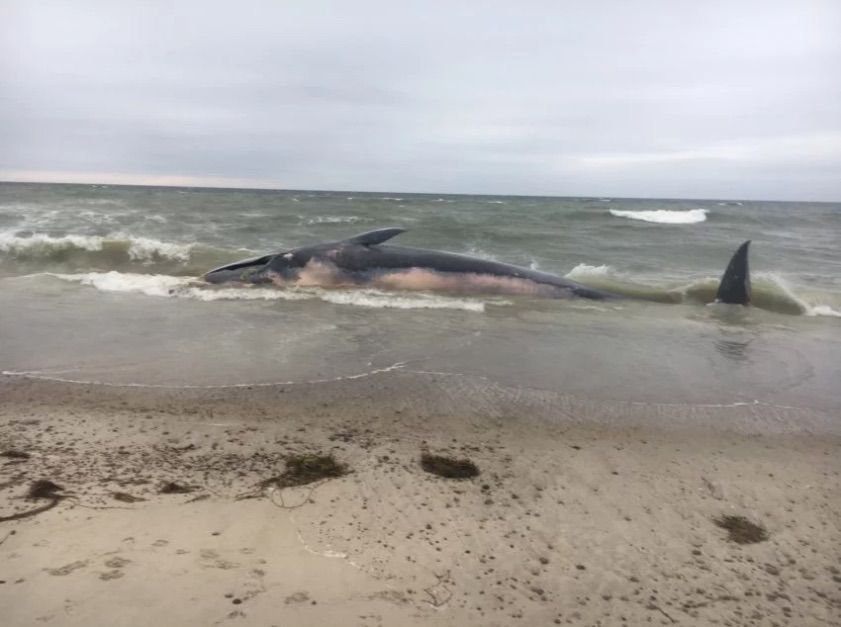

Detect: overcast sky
1,1,839,200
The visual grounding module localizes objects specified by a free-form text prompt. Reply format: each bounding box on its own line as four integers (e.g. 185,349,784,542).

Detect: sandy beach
1,373,839,626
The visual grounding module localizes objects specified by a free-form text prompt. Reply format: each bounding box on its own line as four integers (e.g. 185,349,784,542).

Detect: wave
51,271,492,312
565,263,614,279
0,232,104,254
302,215,362,225
807,305,841,318
609,208,708,224
0,231,195,264
565,264,840,315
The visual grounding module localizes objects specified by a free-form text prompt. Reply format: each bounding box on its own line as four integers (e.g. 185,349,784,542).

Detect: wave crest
609,208,708,224
0,232,104,255
0,231,194,262
302,215,362,225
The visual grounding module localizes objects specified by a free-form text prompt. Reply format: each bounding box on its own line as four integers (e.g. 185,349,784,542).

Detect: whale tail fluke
715,240,751,305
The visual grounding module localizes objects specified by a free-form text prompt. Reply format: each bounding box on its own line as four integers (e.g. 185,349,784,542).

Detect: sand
1,373,840,626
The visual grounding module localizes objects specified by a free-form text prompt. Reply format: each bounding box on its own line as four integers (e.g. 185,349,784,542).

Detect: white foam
121,235,193,262
60,271,189,296
318,289,487,311
565,263,615,279
609,208,708,224
0,231,193,262
807,305,841,318
52,272,490,312
0,232,104,254
303,215,362,225
752,272,841,317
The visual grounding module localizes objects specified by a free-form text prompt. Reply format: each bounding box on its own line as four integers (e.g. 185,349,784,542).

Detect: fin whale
204,228,752,305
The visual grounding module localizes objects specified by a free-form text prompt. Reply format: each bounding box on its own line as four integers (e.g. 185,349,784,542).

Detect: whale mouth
203,254,274,283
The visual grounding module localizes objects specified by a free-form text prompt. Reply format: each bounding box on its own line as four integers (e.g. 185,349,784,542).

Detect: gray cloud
2,0,840,199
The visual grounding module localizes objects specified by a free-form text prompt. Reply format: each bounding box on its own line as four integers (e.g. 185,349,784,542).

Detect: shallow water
1,182,839,428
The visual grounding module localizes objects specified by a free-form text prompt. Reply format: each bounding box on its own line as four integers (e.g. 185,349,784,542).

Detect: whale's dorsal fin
345,227,406,247
715,240,751,305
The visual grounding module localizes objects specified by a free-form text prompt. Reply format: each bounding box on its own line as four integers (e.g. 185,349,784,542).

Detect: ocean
1,182,839,429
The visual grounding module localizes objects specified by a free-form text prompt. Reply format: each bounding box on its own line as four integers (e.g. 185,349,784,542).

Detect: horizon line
0,178,837,205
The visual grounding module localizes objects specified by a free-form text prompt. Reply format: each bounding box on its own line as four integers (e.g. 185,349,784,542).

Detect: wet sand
1,374,840,626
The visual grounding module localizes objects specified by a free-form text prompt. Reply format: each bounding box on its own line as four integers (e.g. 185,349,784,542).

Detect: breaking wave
609,208,708,224
51,271,492,312
565,263,614,279
0,231,194,263
565,264,840,316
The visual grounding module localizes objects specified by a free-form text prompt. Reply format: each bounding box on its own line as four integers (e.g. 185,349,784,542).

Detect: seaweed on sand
0,480,67,523
261,453,349,490
714,514,769,544
420,453,480,479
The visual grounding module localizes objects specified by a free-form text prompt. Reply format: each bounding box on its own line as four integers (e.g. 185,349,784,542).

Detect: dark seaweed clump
714,514,769,544
27,480,65,500
263,453,348,489
1,450,31,460
158,481,194,494
420,453,480,479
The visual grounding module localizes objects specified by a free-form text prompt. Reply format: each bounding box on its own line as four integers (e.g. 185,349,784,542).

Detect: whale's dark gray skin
203,227,621,300
203,228,753,304
715,240,751,305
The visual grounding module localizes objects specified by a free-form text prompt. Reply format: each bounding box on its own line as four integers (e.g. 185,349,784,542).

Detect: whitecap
807,305,841,318
121,235,193,262
565,263,615,279
0,231,105,254
0,231,193,263
609,208,708,224
302,215,362,225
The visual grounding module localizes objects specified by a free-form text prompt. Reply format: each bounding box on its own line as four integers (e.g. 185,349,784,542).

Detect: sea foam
53,271,491,312
565,263,615,279
0,232,104,254
0,231,194,263
609,208,708,224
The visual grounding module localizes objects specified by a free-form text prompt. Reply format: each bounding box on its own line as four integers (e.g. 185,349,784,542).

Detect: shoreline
1,375,840,625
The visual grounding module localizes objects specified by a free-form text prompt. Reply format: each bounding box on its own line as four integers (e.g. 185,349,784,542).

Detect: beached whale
203,227,751,305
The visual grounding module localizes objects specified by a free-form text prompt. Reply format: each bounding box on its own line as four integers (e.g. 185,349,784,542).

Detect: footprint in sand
200,548,240,570
97,556,132,580
285,591,311,604
104,556,131,569
45,560,89,576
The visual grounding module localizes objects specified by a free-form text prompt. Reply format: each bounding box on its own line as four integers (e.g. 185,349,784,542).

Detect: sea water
1,183,839,428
